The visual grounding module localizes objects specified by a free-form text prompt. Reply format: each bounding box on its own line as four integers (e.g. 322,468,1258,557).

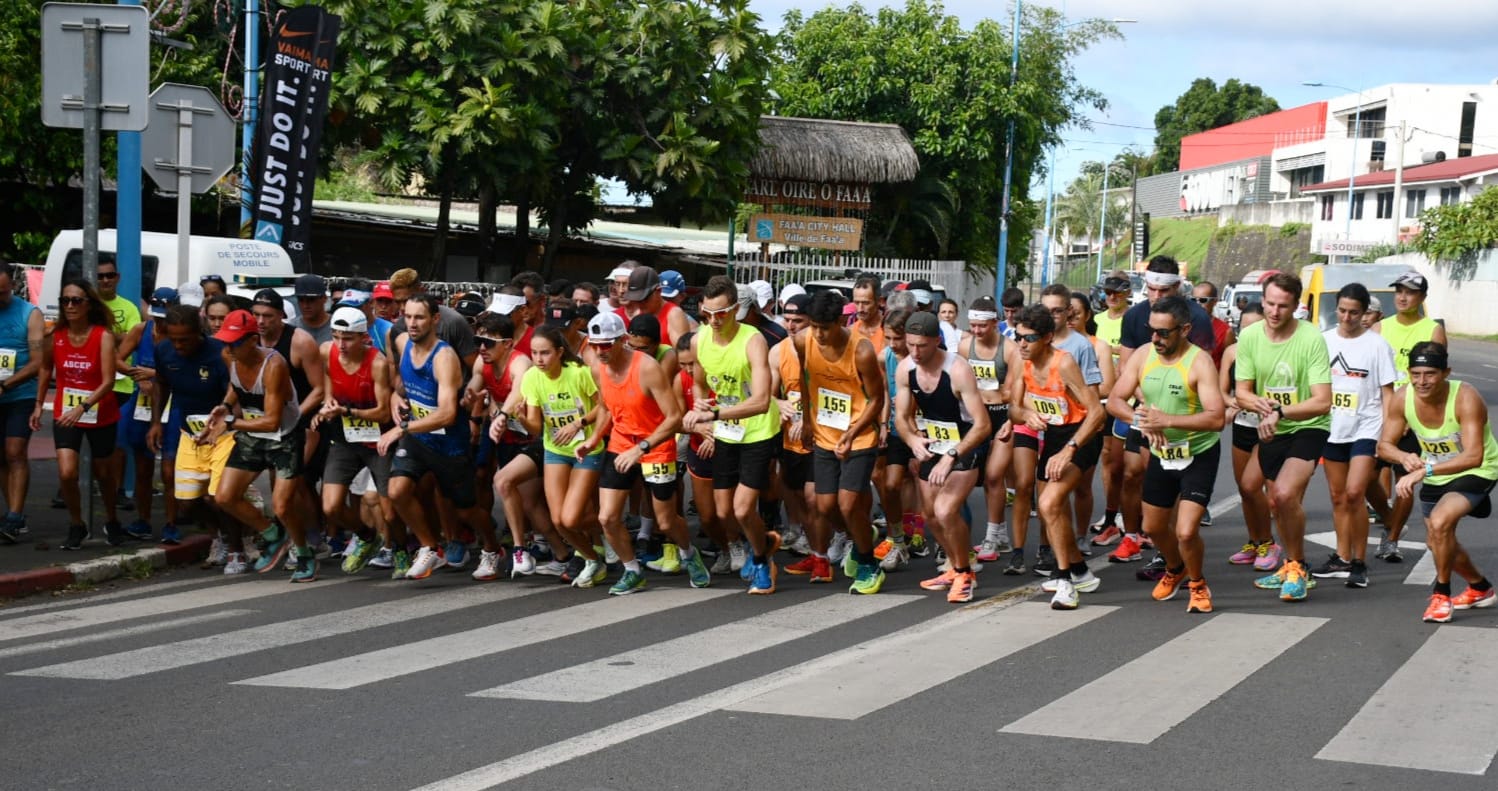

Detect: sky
747,0,1498,193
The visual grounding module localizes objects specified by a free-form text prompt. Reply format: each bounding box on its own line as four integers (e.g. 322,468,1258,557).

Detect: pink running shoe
1228,542,1258,565
1108,532,1145,563
1092,524,1124,547
1253,542,1283,572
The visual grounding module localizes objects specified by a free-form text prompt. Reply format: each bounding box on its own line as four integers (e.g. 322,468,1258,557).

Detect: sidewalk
0,426,211,599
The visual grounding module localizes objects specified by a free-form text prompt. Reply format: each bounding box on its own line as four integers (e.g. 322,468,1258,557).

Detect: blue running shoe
748,557,777,595
254,521,289,574
1279,560,1310,602
444,540,469,571
125,519,153,541
683,548,711,589
159,523,181,545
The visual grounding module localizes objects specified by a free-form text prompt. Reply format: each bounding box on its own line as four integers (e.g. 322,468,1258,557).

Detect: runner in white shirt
1312,283,1396,589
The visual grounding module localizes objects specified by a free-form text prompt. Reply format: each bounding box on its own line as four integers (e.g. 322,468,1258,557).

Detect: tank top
599,351,675,466
483,354,529,445
131,321,158,423
52,325,120,426
1023,350,1086,428
1095,310,1124,354
776,337,806,453
966,333,1007,397
1382,315,1439,385
908,351,971,455
328,344,381,448
1405,380,1498,485
399,337,468,455
270,327,312,418
229,350,301,440
696,323,777,444
852,320,886,355
0,297,38,405
1139,345,1218,462
806,332,875,451
883,347,902,430
680,368,705,453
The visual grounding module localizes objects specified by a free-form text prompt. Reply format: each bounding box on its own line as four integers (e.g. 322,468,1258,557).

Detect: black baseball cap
905,311,941,338
782,293,811,315
1102,276,1131,293
544,303,579,327
252,289,286,316
293,273,327,298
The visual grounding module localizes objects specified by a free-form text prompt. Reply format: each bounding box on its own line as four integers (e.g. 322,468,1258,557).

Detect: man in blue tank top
0,263,44,543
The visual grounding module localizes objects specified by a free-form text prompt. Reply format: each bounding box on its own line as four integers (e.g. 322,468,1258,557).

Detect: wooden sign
749,213,864,251
745,178,873,210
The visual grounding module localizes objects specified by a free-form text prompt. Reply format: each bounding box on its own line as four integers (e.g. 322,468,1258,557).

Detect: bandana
967,310,999,322
1143,271,1182,289
1408,348,1448,371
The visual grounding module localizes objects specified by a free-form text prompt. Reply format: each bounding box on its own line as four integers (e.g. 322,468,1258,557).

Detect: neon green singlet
696,323,778,444
1404,380,1498,486
1140,345,1218,460
1382,316,1438,386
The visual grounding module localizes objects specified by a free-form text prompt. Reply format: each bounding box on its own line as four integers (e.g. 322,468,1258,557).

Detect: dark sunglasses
475,336,508,349
59,296,87,306
1017,332,1044,343
588,338,620,349
96,272,119,281
1193,296,1213,305
1151,326,1181,338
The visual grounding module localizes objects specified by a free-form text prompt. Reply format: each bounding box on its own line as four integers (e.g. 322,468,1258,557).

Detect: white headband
967,310,998,322
1143,271,1182,289
488,293,527,315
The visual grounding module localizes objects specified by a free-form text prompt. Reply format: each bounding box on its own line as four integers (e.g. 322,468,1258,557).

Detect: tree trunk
429,144,457,281
513,190,531,278
477,179,497,278
542,192,567,279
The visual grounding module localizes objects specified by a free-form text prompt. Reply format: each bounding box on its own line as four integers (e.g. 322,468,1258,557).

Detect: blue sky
747,0,1498,192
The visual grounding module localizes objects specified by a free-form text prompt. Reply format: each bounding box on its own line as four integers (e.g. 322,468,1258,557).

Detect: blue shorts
1321,438,1377,464
1110,417,1131,441
544,448,605,472
0,400,34,442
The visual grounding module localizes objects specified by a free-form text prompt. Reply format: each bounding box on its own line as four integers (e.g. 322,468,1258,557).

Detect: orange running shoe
1187,580,1213,613
1152,569,1186,601
1423,593,1454,623
873,537,894,561
1452,586,1497,610
920,568,958,591
947,571,976,603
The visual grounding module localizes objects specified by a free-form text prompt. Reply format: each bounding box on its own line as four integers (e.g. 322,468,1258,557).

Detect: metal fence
704,251,975,307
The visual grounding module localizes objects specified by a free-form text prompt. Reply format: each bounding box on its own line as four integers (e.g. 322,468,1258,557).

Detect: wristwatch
1066,438,1080,449
1273,403,1285,417
1425,460,1436,478
638,439,652,452
944,447,958,458
224,414,236,428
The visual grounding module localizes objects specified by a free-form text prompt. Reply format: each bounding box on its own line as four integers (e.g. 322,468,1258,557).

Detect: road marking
1000,612,1326,743
12,584,549,680
1403,550,1436,586
1304,531,1432,585
0,577,216,617
237,587,736,690
1207,494,1241,519
1317,626,1498,774
0,577,352,643
472,594,918,703
407,585,1053,791
731,601,1113,720
0,609,252,660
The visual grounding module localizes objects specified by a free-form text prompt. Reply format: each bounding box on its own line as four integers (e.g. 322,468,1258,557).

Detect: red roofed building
1180,103,1327,171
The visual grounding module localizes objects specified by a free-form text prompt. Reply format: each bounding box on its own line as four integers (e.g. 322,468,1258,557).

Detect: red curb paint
0,566,75,599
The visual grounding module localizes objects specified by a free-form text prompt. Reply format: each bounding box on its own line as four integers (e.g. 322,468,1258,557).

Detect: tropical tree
1152,77,1280,173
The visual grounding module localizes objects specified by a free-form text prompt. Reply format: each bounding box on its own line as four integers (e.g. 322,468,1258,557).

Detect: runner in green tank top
1378,341,1498,624
1109,295,1226,614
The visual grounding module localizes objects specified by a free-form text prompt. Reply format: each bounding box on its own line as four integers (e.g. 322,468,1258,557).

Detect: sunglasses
97,272,119,281
1017,332,1044,343
1151,326,1181,338
59,296,87,306
588,338,620,349
1193,296,1213,305
475,336,508,349
699,306,735,321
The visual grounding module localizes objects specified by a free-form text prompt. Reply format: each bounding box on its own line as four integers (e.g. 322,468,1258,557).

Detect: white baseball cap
587,311,627,342
330,306,368,334
749,280,774,310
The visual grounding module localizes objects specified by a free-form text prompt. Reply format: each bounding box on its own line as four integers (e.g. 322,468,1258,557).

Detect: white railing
707,251,974,307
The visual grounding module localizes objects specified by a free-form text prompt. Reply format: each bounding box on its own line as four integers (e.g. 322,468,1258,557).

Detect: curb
0,533,212,599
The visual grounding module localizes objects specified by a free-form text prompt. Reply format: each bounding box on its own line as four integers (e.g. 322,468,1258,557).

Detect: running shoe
125,519,153,541
1088,513,1118,535
1346,560,1369,589
647,543,683,574
849,562,885,595
1032,544,1058,577
747,557,777,595
921,569,958,591
406,546,448,580
974,538,1004,564
729,540,748,573
609,568,647,596
785,556,819,575
472,550,502,581
1136,553,1168,582
1003,550,1026,576
1310,553,1352,579
1041,573,1067,593
1187,580,1213,613
574,558,607,589
1423,593,1454,623
1071,569,1101,593
1279,560,1310,601
60,522,89,550
933,544,948,570
511,547,536,578
103,519,127,547
908,530,931,558
1075,535,1093,559
159,523,181,545
947,571,977,603
202,536,228,568
1199,511,1214,527
1050,578,1079,610
873,537,895,561
254,523,290,573
827,532,851,565
709,551,732,575
1152,568,1186,601
1382,537,1404,562
781,526,807,555
1108,533,1144,563
683,549,712,588
842,550,860,579
1091,524,1124,547
223,552,249,575
444,541,469,571
390,549,412,580
804,555,834,583
341,535,382,574
527,539,553,563
1254,563,1287,589
558,555,587,584
602,538,620,566
290,549,318,583
1252,542,1283,572
533,558,567,577
1228,542,1258,565
879,539,910,571
1452,586,1497,610
368,546,393,570
1374,528,1397,560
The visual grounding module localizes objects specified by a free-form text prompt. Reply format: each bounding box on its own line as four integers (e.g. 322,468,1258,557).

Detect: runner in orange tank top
770,294,816,563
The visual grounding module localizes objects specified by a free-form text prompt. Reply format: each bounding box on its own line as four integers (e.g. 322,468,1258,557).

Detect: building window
1349,106,1387,139
1405,189,1427,219
1351,193,1365,220
1321,194,1334,221
1375,191,1394,219
1440,186,1462,205
1288,165,1326,198
1459,101,1477,158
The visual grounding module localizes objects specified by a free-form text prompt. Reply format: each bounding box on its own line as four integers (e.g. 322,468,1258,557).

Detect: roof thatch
751,116,919,184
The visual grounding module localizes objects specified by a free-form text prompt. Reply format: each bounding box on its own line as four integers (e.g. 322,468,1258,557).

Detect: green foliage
1152,78,1280,173
1148,217,1217,268
1415,186,1498,280
1212,220,1244,244
771,0,1119,282
1353,241,1416,263
1279,222,1308,238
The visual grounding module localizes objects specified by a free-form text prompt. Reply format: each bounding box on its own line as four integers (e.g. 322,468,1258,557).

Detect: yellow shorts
174,430,234,500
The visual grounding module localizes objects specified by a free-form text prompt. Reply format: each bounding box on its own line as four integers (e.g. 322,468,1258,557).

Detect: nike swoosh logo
279,26,313,38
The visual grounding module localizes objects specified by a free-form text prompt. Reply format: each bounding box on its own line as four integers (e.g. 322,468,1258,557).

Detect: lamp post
1304,81,1365,262
995,0,1022,304
1095,161,1133,280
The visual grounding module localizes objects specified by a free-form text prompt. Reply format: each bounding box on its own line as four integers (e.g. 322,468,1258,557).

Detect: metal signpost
141,83,237,282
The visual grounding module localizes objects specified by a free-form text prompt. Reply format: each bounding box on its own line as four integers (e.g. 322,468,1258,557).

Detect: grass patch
1149,216,1218,272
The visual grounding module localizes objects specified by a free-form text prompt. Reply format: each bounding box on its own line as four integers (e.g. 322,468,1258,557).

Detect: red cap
214,309,259,345
372,281,395,300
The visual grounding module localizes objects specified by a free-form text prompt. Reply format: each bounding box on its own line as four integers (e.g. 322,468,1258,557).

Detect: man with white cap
336,283,392,356
489,286,534,356
601,262,637,313
737,282,788,345
616,265,691,348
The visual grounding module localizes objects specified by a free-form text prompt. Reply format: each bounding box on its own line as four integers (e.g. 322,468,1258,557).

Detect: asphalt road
5,337,1498,790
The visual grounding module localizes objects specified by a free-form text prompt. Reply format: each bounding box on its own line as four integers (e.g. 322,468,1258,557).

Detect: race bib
1419,432,1463,464
62,387,99,425
970,360,999,391
342,414,381,443
816,387,852,431
1029,393,1068,426
643,461,676,485
924,419,961,455
410,398,446,436
1154,439,1194,470
1265,386,1298,407
0,348,16,381
241,407,283,441
185,413,210,436
714,394,747,442
133,390,154,422
1331,390,1359,414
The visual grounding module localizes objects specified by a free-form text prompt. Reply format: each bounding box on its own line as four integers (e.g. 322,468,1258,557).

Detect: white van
40,229,302,325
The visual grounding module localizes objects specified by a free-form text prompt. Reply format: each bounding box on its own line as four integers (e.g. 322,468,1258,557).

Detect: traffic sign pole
176,105,194,277
81,18,102,282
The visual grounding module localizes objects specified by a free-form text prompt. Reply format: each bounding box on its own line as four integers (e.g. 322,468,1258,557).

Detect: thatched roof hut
751,116,919,184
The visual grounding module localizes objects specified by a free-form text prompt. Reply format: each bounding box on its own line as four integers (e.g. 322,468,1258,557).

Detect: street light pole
1096,163,1110,280
1305,81,1364,262
995,0,1021,303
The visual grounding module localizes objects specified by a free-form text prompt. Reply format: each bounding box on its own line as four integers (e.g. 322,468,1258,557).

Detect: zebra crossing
3,571,1498,788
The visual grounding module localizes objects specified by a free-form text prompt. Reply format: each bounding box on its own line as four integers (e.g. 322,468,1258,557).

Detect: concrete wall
1218,199,1315,228
1378,249,1498,335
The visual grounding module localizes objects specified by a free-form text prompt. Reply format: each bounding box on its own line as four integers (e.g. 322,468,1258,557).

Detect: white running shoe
205,537,228,567
992,523,1012,554
879,540,910,571
511,548,536,578
709,550,732,575
602,539,620,566
728,541,748,572
1050,578,1080,610
472,550,502,581
532,559,567,576
574,559,606,588
1072,569,1101,593
223,552,249,575
827,532,851,564
405,546,448,580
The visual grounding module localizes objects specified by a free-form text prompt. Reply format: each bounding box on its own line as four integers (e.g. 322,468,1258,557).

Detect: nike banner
246,4,341,270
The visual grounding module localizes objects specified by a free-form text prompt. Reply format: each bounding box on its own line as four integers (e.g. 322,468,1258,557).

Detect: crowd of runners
3,254,1494,624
